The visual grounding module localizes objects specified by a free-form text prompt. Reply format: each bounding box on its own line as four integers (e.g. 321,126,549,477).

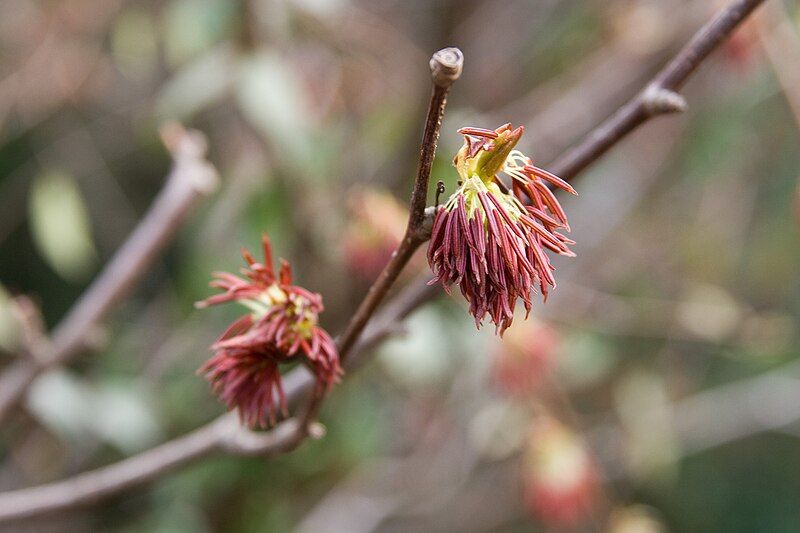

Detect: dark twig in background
0,47,465,523
550,0,766,180
0,124,218,423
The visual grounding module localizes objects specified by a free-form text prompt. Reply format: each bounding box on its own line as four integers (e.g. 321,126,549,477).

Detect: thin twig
297,47,463,433
0,123,218,423
8,296,50,364
336,47,463,361
0,0,768,519
0,277,426,522
550,0,766,180
0,44,465,519
755,1,800,127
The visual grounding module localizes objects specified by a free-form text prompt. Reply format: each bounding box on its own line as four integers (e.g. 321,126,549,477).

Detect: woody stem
295,48,464,428
336,47,463,362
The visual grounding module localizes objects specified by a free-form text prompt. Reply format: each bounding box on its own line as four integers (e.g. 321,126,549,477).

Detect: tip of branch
160,122,205,157
430,47,464,87
160,121,220,195
643,86,688,115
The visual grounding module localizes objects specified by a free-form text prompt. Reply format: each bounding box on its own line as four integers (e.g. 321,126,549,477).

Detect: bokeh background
1,0,800,531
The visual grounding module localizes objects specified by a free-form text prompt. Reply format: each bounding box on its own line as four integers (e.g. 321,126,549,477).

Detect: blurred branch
753,3,800,227
550,0,766,180
671,360,800,455
0,261,430,522
591,359,800,483
8,296,49,364
0,123,218,424
755,2,800,127
0,47,463,523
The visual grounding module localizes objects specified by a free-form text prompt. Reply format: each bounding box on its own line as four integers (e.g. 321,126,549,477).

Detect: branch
0,275,427,522
0,0,768,518
549,0,766,180
0,418,223,521
755,0,800,126
0,123,219,423
0,48,464,523
336,47,462,361
8,296,50,365
298,47,463,433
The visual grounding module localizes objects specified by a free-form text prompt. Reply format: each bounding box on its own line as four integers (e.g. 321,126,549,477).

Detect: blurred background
1,0,799,531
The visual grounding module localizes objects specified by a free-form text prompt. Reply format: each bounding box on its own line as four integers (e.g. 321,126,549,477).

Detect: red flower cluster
428,124,576,334
196,235,342,428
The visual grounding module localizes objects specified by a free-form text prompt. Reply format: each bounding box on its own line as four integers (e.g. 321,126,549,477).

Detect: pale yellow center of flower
445,175,527,224
241,284,318,340
455,128,522,184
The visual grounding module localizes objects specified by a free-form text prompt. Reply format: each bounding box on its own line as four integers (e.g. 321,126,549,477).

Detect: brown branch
0,123,218,423
336,47,462,361
0,46,465,522
0,277,426,522
0,418,224,521
0,0,768,519
298,47,463,432
8,296,50,365
550,0,766,181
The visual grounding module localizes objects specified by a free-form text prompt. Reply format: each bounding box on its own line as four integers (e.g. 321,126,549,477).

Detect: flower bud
454,124,524,183
428,124,577,334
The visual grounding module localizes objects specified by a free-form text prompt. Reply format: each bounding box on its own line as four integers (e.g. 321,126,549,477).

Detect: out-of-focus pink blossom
522,416,599,528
